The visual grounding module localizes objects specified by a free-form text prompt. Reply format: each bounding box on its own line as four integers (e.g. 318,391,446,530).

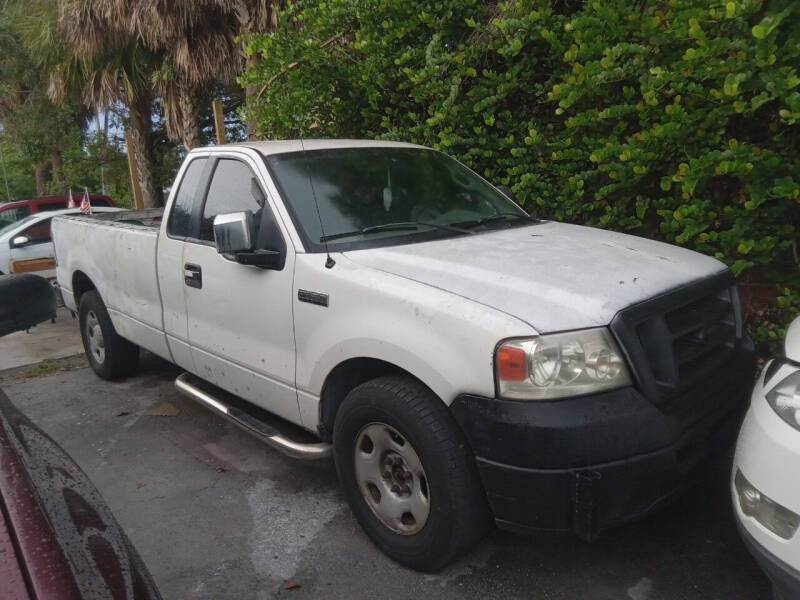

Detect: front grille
610,271,743,412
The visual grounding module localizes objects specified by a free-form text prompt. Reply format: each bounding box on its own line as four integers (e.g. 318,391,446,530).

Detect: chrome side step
174,372,332,461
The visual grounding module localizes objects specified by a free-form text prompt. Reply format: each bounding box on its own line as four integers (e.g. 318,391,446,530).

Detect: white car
733,317,800,599
0,207,121,278
52,140,756,570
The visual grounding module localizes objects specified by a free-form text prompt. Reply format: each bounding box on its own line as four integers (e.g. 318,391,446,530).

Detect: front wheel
333,376,490,571
79,290,139,380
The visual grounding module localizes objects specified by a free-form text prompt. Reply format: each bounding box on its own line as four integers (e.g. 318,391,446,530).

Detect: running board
174,372,332,461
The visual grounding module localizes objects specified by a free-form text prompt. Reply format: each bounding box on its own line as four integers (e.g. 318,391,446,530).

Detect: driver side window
199,159,264,242
20,218,53,245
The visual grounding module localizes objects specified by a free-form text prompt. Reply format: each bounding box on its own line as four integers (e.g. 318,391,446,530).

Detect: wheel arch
318,357,432,441
71,270,97,307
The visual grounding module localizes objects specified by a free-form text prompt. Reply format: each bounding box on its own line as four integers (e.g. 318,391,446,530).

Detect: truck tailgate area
52,211,171,360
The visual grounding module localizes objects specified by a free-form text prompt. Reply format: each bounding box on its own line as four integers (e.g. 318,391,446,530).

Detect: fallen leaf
136,482,147,489
115,411,130,417
146,402,181,417
215,467,227,473
283,580,301,591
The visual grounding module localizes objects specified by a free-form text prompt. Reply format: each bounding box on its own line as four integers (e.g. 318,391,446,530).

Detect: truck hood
343,221,728,333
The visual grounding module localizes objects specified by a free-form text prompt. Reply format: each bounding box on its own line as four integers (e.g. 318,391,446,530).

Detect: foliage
244,0,800,338
55,131,135,206
0,139,36,202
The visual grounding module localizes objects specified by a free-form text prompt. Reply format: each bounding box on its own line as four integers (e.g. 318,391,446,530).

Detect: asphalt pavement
1,354,771,600
0,306,84,370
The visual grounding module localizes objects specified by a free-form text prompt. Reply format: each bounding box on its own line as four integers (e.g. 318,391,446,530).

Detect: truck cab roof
195,139,426,157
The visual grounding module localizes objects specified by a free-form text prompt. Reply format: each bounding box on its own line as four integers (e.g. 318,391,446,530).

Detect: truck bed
52,209,171,360
91,208,164,228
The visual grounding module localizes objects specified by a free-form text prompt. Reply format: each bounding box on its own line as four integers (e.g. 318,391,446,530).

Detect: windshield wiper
455,212,537,229
319,221,472,243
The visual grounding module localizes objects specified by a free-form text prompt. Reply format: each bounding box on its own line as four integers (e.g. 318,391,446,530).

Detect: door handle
184,263,202,289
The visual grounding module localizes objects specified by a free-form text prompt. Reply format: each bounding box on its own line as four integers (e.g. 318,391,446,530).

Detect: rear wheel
333,376,490,571
79,291,139,380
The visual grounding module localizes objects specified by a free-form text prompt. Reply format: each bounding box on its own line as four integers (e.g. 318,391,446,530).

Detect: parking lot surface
2,355,770,600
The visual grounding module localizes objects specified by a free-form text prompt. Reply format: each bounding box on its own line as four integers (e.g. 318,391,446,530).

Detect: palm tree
25,0,160,207
121,0,285,144
128,1,241,150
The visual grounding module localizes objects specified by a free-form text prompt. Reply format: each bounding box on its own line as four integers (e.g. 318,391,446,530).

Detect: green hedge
242,0,800,342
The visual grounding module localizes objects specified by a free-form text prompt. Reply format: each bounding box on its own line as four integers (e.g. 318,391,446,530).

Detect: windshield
0,213,38,237
0,204,31,229
265,147,529,251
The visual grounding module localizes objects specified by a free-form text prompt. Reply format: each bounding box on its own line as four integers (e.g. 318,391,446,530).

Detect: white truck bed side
53,212,172,361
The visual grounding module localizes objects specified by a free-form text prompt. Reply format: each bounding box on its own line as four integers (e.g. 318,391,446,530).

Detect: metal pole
124,130,144,210
0,135,12,202
212,100,226,145
99,110,107,195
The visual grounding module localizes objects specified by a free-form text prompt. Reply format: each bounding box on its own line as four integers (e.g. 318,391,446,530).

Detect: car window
168,158,208,238
199,159,265,242
20,218,53,245
0,212,36,235
39,202,67,212
0,205,31,226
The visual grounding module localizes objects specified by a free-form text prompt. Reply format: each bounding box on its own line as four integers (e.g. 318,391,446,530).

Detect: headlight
495,328,632,400
766,370,800,431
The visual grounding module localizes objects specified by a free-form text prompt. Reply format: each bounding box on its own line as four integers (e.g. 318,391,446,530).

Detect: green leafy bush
242,0,799,345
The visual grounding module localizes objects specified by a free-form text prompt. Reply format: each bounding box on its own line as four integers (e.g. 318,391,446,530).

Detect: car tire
79,290,139,380
333,375,490,572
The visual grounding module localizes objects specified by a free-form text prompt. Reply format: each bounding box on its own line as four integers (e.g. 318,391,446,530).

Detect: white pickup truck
53,140,755,571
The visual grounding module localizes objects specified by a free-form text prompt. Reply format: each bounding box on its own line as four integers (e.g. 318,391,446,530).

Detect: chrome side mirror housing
213,211,254,254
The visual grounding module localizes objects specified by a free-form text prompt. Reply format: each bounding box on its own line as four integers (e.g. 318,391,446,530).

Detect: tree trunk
34,162,47,196
244,52,261,140
128,99,158,208
179,86,202,151
51,151,64,192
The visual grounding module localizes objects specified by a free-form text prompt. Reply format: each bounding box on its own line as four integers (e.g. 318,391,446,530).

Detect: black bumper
451,336,755,539
738,524,800,600
0,274,56,337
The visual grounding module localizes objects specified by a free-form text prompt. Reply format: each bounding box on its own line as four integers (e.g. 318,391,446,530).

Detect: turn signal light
497,345,527,381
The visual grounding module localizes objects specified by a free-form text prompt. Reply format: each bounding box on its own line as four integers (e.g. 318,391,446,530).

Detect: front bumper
450,336,754,539
733,358,800,599
739,524,800,600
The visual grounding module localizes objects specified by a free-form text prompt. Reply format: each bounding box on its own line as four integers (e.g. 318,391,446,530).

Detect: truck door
8,217,57,278
156,156,210,372
181,154,300,425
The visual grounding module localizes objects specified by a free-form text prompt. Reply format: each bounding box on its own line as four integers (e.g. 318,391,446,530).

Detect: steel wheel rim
85,310,105,364
353,422,430,535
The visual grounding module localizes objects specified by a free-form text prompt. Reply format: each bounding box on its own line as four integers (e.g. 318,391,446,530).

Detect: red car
0,385,162,600
0,194,117,227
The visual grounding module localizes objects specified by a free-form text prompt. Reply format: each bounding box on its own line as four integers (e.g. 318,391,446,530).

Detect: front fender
293,254,536,425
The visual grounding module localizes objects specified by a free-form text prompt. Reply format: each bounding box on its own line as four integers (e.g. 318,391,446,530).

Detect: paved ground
1,355,771,600
0,306,83,370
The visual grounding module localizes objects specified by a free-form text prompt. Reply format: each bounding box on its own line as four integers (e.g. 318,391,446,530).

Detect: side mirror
786,316,800,363
10,234,31,248
213,211,254,254
212,210,285,271
497,184,518,204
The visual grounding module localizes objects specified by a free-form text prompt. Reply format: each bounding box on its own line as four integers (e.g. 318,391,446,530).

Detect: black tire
333,375,490,572
78,290,139,380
